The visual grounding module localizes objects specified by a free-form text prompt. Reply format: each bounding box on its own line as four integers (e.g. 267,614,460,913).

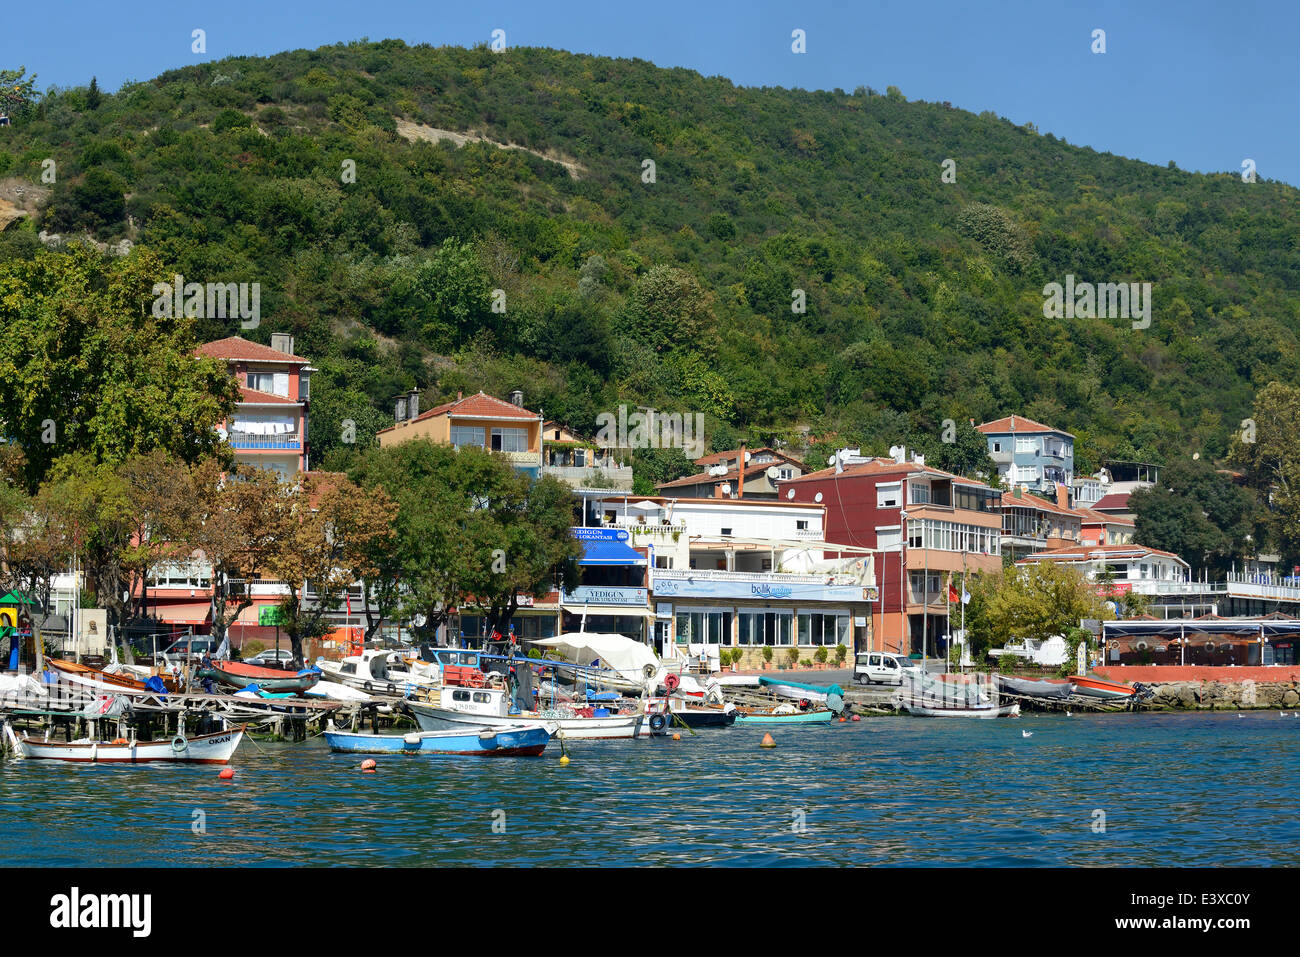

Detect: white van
854,651,919,686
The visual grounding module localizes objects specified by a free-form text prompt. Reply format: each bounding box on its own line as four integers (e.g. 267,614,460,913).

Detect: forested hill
3,39,1299,475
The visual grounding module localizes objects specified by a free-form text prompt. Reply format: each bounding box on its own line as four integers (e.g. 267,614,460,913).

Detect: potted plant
814,647,829,669
786,646,800,668
835,643,848,667
762,646,773,670
730,648,741,672
800,658,813,668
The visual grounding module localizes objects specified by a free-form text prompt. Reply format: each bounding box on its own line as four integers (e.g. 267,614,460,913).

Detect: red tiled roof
1006,490,1076,516
1016,542,1187,565
197,336,308,364
238,387,299,405
1074,506,1135,526
785,457,996,489
976,415,1073,438
656,462,773,490
1093,492,1132,511
691,447,807,470
376,391,538,434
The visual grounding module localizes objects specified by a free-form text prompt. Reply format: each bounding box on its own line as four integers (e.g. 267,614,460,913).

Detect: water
3,712,1296,866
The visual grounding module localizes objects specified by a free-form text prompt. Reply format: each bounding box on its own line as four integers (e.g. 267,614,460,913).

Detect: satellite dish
720,483,732,495
766,466,780,480
828,456,836,466
814,492,824,503
786,489,795,499
744,451,752,463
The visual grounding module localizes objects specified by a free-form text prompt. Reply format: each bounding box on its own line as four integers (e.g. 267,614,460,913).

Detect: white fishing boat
528,633,666,693
408,685,658,740
4,722,245,763
896,699,1021,719
303,678,375,703
316,650,437,695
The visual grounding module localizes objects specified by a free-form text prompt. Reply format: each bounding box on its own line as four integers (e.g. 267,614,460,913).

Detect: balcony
231,433,302,450
544,464,634,490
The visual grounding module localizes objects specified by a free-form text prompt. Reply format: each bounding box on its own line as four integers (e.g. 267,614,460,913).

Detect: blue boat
324,723,551,756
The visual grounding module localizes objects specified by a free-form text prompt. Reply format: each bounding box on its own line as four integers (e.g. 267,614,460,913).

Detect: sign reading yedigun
561,586,649,606
651,578,869,603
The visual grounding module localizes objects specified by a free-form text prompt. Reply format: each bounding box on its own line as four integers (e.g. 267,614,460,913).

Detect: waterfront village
3,332,1298,763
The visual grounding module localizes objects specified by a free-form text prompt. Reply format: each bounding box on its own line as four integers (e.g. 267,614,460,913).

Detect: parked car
854,651,920,686
243,649,296,669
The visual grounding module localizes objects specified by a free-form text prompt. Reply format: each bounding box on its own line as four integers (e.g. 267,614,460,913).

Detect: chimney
270,333,294,355
509,389,524,407
407,388,420,420
394,395,407,423
457,391,463,401
738,443,746,498
1055,482,1068,508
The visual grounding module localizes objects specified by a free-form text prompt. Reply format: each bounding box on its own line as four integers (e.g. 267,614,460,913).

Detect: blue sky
6,0,1297,185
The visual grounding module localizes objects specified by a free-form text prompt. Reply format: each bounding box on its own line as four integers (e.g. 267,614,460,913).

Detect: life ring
363,681,374,692
664,673,681,694
111,737,129,745
171,736,188,753
649,713,668,733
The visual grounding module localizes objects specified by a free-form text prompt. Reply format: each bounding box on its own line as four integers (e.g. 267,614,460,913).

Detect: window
779,467,794,480
877,483,901,509
796,611,850,647
796,519,809,530
453,690,471,702
472,692,491,703
720,527,732,536
654,556,673,569
1016,437,1038,454
877,526,902,550
451,425,485,448
992,441,1002,453
300,375,310,400
675,609,733,645
491,427,529,452
739,611,794,645
909,482,930,505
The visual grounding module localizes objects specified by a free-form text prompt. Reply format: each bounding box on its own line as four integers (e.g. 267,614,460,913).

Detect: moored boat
316,650,437,695
4,723,244,764
758,676,843,704
897,699,1021,719
735,708,835,725
198,660,322,694
44,658,178,695
1069,674,1139,701
324,723,550,756
995,675,1076,700
408,686,657,740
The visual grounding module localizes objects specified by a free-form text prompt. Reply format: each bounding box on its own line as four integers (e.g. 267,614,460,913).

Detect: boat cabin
339,650,412,682
442,685,512,718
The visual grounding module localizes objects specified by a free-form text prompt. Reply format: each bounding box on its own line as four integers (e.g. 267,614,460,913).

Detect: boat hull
668,708,736,729
898,701,1020,719
1069,676,1136,700
736,709,835,724
10,727,244,763
324,724,549,756
199,662,321,694
408,703,653,739
758,676,843,703
996,675,1075,700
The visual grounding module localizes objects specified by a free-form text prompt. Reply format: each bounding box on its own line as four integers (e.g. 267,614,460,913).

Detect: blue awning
578,538,646,566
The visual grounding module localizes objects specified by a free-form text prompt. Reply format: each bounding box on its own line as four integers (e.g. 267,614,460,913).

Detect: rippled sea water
3,712,1296,866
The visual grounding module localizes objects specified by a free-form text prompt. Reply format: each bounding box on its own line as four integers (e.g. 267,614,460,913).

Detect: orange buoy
361,759,377,772
218,768,235,779
672,733,681,741
838,717,848,723
760,732,776,749
111,738,129,745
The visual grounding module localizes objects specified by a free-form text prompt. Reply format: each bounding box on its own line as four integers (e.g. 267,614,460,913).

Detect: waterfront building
655,446,808,500
1000,486,1082,560
585,495,875,667
976,415,1074,495
1076,507,1135,547
775,449,999,657
541,419,633,490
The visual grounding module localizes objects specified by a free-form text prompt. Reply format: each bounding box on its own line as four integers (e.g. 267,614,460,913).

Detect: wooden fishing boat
996,675,1076,700
324,723,550,756
198,660,322,694
897,699,1021,719
408,686,657,740
1069,675,1138,701
735,708,835,725
4,723,244,764
45,658,178,694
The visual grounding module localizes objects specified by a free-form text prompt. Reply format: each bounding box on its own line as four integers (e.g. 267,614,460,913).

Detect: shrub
835,643,848,664
814,647,829,664
786,646,799,664
762,646,773,663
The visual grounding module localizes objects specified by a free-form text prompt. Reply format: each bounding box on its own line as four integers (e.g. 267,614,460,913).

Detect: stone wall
1148,679,1300,710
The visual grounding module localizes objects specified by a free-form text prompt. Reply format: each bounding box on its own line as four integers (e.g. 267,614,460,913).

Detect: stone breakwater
1148,679,1300,710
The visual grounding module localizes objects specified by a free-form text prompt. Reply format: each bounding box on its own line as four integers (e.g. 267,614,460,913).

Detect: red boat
197,660,322,694
1069,674,1137,701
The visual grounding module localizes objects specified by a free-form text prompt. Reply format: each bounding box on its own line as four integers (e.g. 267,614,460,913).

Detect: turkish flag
948,584,960,603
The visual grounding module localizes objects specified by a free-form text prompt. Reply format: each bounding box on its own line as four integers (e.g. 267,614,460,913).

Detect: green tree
620,265,716,356
0,66,38,116
1231,382,1300,562
0,247,238,492
986,561,1111,649
1130,456,1255,575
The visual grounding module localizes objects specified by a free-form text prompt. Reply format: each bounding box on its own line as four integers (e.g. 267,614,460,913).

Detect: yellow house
377,390,543,476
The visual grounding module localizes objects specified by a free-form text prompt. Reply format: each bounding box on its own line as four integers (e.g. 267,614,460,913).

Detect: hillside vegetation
2,40,1298,475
